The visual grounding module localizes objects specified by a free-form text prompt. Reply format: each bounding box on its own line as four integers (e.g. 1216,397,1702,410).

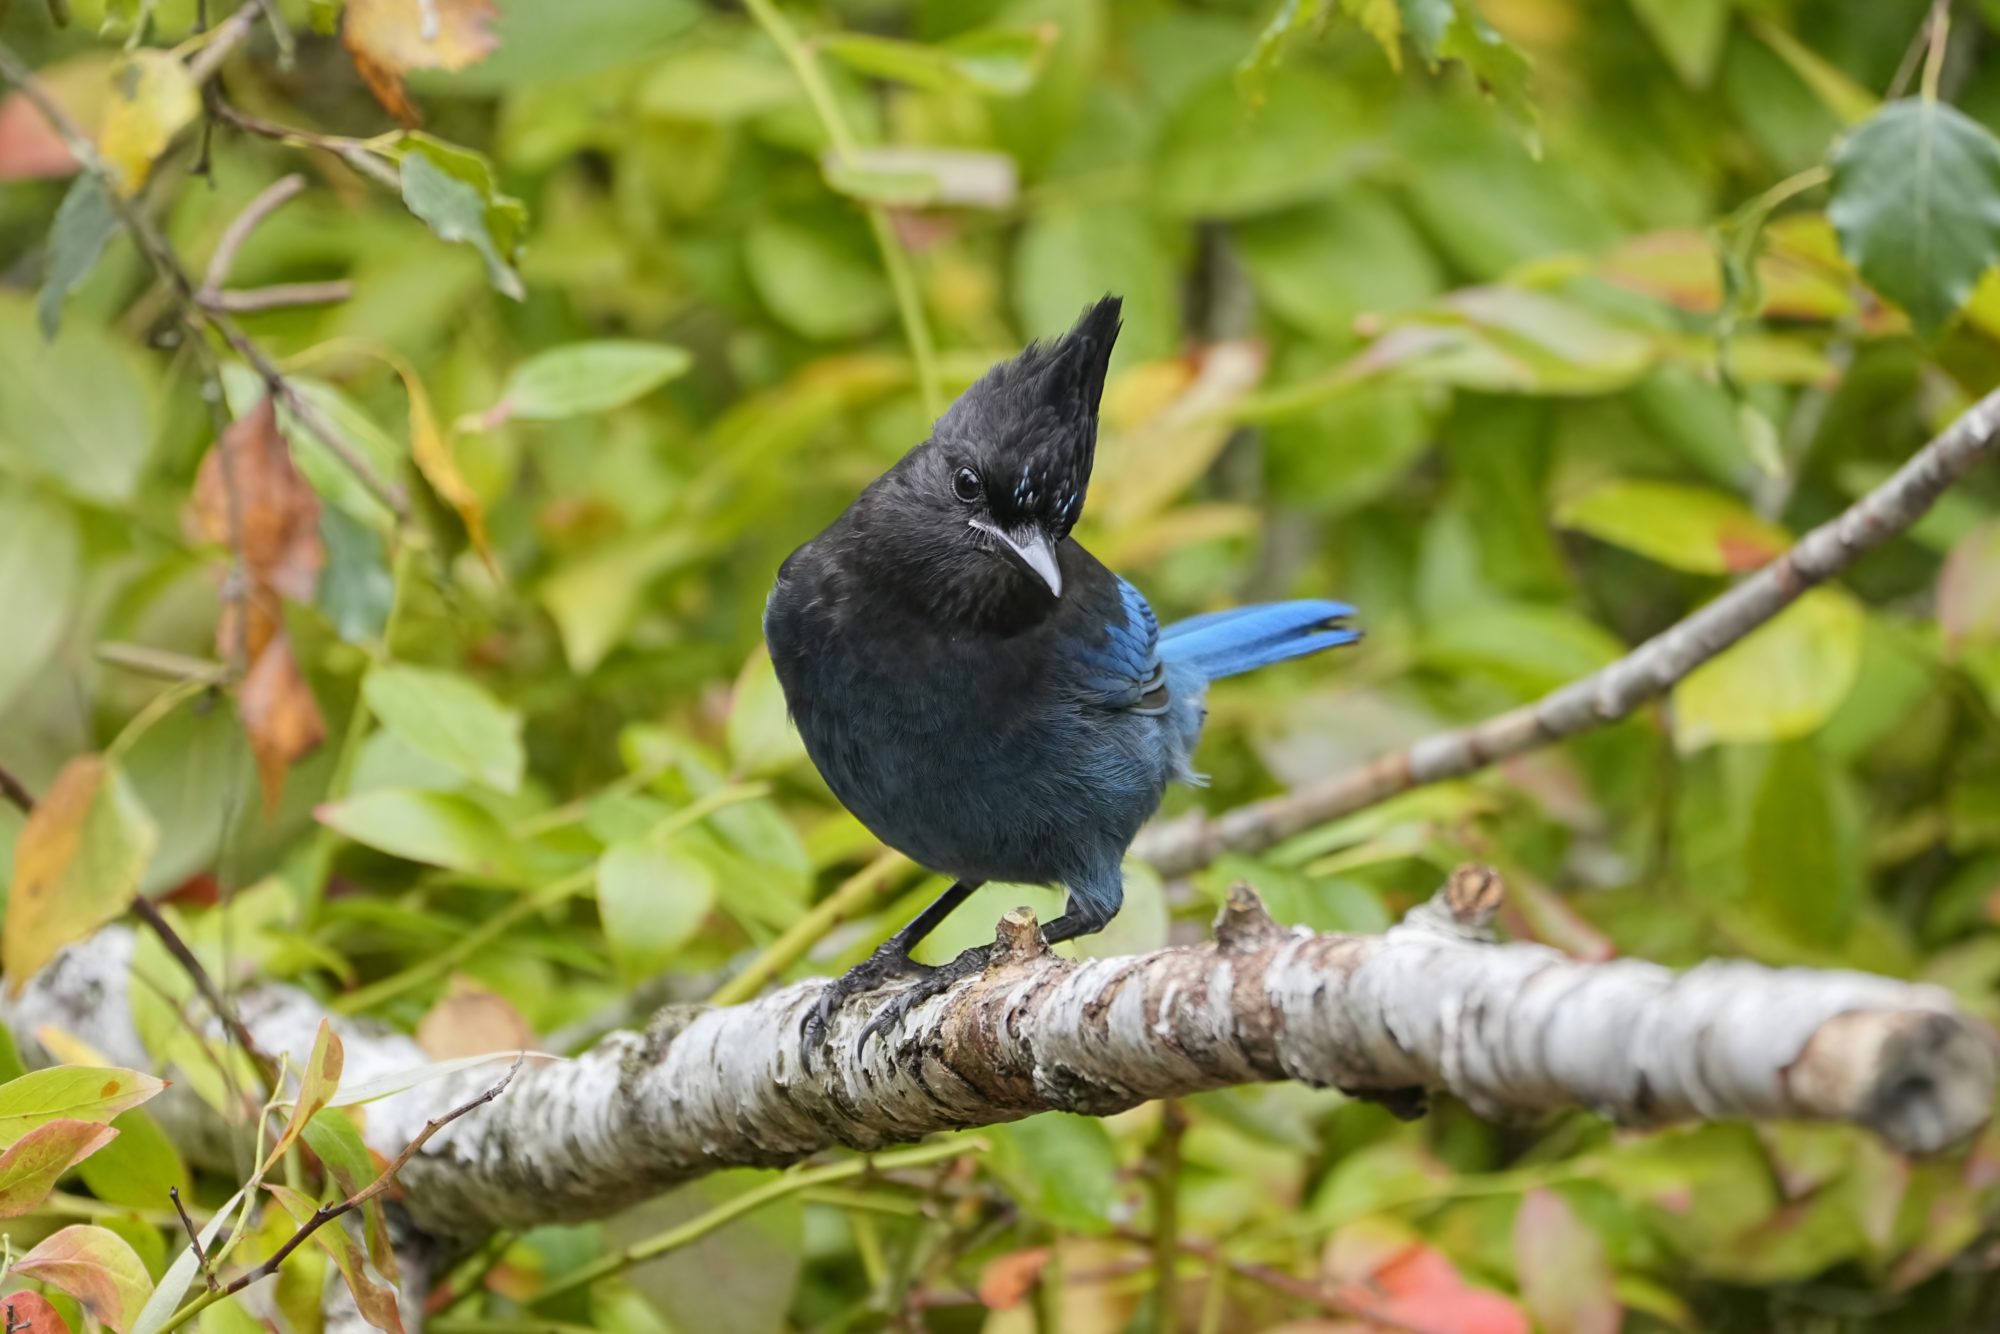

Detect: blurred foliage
2,0,2000,1330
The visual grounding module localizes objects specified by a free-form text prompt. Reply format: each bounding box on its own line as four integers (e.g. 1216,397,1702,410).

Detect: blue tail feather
1158,599,1358,682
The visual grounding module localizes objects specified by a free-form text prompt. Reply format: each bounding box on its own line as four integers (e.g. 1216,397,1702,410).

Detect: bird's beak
973,520,1064,598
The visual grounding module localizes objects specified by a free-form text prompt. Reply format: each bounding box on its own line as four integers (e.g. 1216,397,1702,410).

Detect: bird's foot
802,942,934,1053
853,942,999,1057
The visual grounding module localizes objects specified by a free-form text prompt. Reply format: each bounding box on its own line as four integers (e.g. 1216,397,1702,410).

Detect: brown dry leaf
417,976,536,1059
239,633,327,817
977,1246,1051,1310
342,0,500,125
190,396,326,662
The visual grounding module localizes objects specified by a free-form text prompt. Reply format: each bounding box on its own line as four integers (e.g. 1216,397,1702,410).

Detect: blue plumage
764,297,1361,1048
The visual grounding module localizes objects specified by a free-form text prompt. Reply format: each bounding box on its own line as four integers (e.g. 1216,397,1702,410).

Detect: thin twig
157,1057,524,1334
211,99,403,189
0,762,31,815
1134,385,2000,877
199,172,305,294
169,1186,219,1291
129,896,280,1091
184,0,262,84
204,281,354,313
96,642,230,683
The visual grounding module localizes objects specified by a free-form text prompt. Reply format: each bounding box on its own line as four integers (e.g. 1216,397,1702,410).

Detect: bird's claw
851,943,999,1061
801,943,933,1056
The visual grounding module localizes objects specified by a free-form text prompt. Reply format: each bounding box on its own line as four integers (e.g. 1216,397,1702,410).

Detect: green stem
740,0,942,418
707,849,912,1005
533,1138,985,1305
106,674,227,760
1152,1101,1187,1334
333,782,769,1014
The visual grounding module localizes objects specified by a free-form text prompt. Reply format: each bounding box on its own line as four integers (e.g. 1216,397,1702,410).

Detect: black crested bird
764,297,1358,1049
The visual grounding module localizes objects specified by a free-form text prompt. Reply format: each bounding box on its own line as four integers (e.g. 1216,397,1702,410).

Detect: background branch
1134,387,2000,876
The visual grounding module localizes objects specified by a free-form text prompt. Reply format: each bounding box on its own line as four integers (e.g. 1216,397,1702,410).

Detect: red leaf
13,1224,151,1334
977,1246,1052,1310
0,1293,73,1334
1332,1236,1530,1334
0,1118,120,1217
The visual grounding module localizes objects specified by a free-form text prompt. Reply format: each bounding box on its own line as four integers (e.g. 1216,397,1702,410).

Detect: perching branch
1134,386,2000,877
3,869,1989,1257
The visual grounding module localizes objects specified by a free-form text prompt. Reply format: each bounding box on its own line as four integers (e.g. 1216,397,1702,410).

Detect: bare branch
204,281,354,314
4,869,1988,1250
168,1186,218,1292
200,173,307,295
1135,387,2000,877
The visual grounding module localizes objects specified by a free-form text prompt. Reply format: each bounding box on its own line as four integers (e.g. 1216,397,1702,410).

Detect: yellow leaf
264,1019,343,1173
4,757,158,994
97,51,198,193
1675,588,1865,751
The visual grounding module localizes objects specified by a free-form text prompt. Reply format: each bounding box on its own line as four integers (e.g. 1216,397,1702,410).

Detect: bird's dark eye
952,467,982,504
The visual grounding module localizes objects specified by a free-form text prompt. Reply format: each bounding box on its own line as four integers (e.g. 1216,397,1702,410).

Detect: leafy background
2,0,2000,1330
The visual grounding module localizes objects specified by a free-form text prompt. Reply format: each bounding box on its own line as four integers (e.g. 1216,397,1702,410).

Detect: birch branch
1134,386,2000,876
2,870,1988,1247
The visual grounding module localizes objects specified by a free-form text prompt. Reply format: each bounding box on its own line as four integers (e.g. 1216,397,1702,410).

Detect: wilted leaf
343,0,499,124
495,340,691,423
393,137,525,300
1514,1188,1621,1334
1556,479,1790,574
417,976,537,1058
820,25,1056,96
238,633,328,817
315,788,525,880
1676,588,1865,750
4,756,159,992
14,1224,153,1334
0,1067,165,1148
0,1293,72,1334
597,838,715,984
189,396,326,663
268,1182,404,1333
37,175,119,339
363,664,524,793
0,1118,119,1217
1830,98,2000,336
98,51,197,193
266,1019,344,1172
978,1246,1053,1310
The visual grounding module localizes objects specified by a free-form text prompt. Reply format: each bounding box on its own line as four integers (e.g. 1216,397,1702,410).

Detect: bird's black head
854,297,1121,625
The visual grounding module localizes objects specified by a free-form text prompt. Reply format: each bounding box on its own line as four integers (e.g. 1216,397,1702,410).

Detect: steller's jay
765,296,1358,1051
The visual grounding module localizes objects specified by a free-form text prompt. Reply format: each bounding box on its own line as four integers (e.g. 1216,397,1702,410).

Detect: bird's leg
802,879,981,1050
850,883,1122,1055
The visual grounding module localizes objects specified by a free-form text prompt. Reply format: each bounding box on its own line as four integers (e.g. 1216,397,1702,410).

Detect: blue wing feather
1072,577,1168,712
1159,599,1358,682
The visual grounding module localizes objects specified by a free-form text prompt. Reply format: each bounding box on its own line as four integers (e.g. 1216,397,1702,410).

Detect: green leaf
4,756,158,992
75,1110,187,1212
1403,0,1537,143
820,25,1056,96
0,485,80,719
498,340,691,423
319,505,395,645
303,1110,399,1281
0,296,158,506
1153,69,1365,219
1939,519,2000,656
0,1068,166,1149
315,788,526,880
220,366,403,529
265,1019,343,1172
1232,190,1443,341
393,135,528,301
596,838,716,984
1556,479,1791,574
1830,98,2000,335
362,665,525,794
37,175,120,340
0,1119,119,1217
726,647,807,779
13,1224,153,1334
634,42,800,122
268,1182,402,1334
744,215,891,342
1629,0,1730,88
1743,738,1861,947
1014,203,1181,366
1753,17,1879,127
988,1112,1120,1232
1676,589,1865,750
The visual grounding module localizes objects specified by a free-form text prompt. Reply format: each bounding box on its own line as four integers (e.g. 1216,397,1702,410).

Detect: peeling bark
1134,387,2000,876
3,871,1989,1247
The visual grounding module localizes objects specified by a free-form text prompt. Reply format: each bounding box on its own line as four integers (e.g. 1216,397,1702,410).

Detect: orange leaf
342,0,499,125
0,1293,73,1334
417,978,536,1060
3,756,157,993
13,1224,151,1334
238,632,327,816
1331,1234,1529,1334
976,1246,1052,1310
190,396,325,663
0,1119,120,1217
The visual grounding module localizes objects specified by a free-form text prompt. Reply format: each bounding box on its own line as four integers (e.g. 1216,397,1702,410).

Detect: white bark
1135,387,2000,876
3,870,1989,1246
